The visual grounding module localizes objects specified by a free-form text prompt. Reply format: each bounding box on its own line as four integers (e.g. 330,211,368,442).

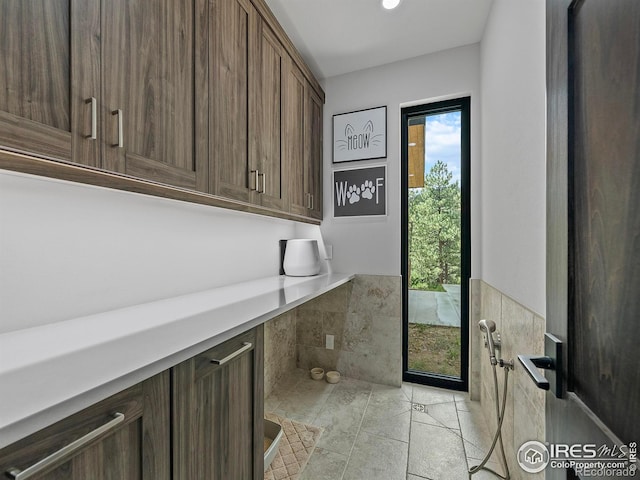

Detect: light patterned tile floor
265,370,506,480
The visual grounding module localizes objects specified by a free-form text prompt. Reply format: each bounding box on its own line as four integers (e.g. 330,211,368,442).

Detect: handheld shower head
478,319,498,365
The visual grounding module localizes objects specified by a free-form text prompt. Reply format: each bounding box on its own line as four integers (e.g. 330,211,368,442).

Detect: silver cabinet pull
111,109,123,148
209,342,252,365
6,412,125,480
309,194,313,210
258,173,265,194
85,97,97,140
249,169,259,191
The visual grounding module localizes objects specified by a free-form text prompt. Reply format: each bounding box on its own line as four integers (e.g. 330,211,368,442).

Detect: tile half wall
264,275,402,395
471,279,546,480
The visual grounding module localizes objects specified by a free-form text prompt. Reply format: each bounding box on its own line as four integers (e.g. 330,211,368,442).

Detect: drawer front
0,372,169,480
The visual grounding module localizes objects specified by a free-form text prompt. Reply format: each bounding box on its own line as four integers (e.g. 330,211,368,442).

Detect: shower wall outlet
326,334,334,350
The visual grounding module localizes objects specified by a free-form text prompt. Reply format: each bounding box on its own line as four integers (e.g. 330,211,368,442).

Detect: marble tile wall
296,275,403,387
264,310,297,399
474,280,546,480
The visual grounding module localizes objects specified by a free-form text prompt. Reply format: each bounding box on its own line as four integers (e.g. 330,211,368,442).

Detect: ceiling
264,0,494,80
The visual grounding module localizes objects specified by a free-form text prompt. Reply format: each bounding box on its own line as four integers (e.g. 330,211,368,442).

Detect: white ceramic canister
283,239,320,276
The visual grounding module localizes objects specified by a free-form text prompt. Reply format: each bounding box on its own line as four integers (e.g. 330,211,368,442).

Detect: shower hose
468,362,511,480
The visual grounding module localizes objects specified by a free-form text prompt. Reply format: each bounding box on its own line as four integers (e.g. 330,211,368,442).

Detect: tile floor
265,369,506,480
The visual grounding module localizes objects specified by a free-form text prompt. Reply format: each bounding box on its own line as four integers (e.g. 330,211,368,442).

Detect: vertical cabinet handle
5,412,125,480
111,109,123,148
249,170,259,191
309,194,313,210
258,173,266,194
85,97,97,140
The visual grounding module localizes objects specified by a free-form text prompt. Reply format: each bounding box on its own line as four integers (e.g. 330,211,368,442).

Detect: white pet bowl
326,371,341,384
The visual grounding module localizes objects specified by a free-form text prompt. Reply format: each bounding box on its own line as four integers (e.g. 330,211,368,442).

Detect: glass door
401,97,470,390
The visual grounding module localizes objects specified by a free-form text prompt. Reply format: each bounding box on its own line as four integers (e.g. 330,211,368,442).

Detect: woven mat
264,413,323,480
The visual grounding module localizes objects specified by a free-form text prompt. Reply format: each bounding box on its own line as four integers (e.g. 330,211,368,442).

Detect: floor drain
411,403,426,413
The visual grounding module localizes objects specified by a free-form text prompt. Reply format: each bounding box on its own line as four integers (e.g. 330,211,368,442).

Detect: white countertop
0,273,354,449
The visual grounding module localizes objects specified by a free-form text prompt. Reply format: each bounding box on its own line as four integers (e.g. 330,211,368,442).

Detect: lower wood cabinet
0,326,264,480
172,326,265,480
0,371,171,480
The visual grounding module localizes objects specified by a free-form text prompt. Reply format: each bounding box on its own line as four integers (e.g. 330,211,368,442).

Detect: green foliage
409,160,461,289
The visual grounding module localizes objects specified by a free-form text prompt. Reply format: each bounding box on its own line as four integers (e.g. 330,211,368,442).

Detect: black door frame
401,97,471,391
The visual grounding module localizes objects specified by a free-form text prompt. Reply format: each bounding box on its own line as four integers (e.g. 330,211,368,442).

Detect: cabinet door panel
306,88,323,219
0,0,99,165
173,327,263,480
251,23,285,210
210,0,254,202
286,61,307,216
101,0,206,191
0,1,69,131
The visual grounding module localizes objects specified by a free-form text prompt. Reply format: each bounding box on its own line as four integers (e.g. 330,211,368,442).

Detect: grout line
454,397,471,473
407,385,414,479
339,384,373,480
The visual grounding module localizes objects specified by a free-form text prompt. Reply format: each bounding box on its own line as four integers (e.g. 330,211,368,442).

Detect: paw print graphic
360,180,376,200
346,184,361,204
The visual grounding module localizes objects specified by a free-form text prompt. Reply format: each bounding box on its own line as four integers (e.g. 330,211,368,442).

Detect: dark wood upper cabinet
286,61,308,216
0,0,323,222
250,19,286,211
0,0,100,166
0,0,207,190
287,61,323,219
101,0,208,191
305,87,323,220
0,371,170,480
210,0,254,203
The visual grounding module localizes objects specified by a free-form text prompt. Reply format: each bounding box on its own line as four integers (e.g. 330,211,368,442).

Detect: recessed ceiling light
382,0,401,10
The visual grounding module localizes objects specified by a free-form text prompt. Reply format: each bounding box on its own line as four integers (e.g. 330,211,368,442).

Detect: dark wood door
305,86,323,220
210,0,256,203
0,372,170,480
172,326,264,480
0,0,100,166
250,20,285,210
101,0,207,191
546,1,640,478
285,60,307,216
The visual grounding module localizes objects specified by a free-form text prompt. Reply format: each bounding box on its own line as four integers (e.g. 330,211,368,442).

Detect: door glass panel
407,110,462,378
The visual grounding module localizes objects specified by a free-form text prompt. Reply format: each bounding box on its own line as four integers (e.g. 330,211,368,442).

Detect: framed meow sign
333,166,386,217
333,106,386,163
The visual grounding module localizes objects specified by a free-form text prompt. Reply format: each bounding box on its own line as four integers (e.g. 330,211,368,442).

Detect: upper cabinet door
250,19,286,211
305,86,323,220
0,1,100,166
285,61,307,216
210,0,255,203
101,0,207,192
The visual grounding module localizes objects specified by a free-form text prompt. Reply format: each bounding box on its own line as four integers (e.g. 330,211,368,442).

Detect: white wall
0,170,313,333
321,44,482,277
480,0,546,315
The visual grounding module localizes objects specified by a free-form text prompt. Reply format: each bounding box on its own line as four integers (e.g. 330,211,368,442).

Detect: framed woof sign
333,165,386,217
333,106,386,163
